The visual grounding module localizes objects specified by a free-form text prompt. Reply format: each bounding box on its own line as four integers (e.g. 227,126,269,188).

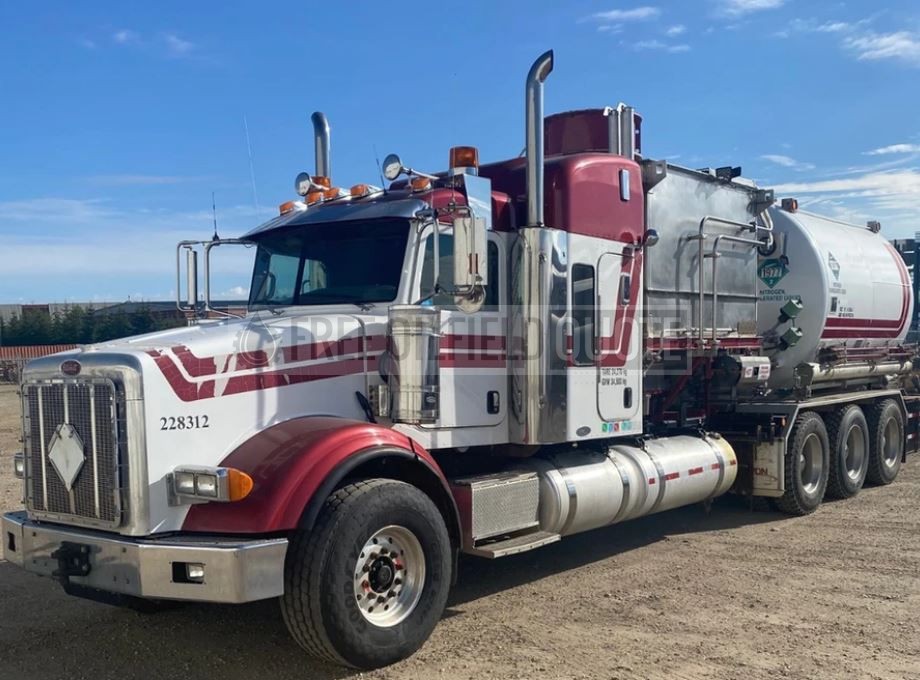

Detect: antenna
243,114,261,216
373,143,386,191
211,191,220,241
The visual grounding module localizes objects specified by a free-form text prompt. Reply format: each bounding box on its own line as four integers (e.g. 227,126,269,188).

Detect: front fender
181,417,451,534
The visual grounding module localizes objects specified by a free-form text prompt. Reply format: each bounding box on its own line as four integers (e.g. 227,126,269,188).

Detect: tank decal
820,242,910,340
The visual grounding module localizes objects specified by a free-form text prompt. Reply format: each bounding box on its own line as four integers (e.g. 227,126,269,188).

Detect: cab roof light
449,146,479,174
279,200,297,215
410,176,432,192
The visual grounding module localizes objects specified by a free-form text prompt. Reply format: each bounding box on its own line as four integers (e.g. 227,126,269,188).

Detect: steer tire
825,405,870,499
866,399,904,486
281,479,452,670
774,411,829,516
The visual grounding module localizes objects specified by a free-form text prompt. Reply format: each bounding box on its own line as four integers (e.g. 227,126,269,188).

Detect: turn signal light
279,200,296,215
449,145,479,170
227,469,254,501
169,466,255,505
781,197,798,213
411,176,432,192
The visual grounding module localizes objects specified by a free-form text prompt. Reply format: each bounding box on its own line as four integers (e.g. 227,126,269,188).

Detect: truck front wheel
774,411,829,516
281,479,452,669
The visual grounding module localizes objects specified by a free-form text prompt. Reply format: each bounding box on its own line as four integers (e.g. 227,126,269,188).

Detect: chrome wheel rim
800,432,824,495
882,418,901,468
353,525,425,627
844,424,866,483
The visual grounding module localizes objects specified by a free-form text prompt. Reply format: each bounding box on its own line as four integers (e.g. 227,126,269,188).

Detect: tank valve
778,298,804,323
780,326,803,350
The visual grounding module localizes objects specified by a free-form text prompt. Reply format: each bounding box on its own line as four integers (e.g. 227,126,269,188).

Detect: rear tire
774,411,829,516
281,479,452,669
825,405,870,499
866,399,904,486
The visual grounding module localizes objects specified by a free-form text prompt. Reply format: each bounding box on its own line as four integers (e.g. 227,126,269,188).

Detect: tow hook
50,542,92,585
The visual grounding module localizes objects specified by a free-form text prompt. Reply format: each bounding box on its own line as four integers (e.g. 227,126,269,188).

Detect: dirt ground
0,383,918,680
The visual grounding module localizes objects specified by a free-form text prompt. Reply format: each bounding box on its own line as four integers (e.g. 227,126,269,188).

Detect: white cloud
163,33,195,57
843,31,920,66
772,170,920,197
635,40,691,53
221,285,250,298
770,169,920,236
665,24,686,36
112,29,139,45
716,0,785,17
864,144,920,156
78,38,97,49
760,154,816,171
597,24,625,33
588,6,661,22
0,198,269,290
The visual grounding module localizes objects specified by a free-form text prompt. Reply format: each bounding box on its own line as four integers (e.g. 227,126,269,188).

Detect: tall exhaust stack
311,111,331,178
525,50,554,227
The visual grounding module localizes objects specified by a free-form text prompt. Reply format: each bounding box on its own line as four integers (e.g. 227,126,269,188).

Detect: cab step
467,530,561,559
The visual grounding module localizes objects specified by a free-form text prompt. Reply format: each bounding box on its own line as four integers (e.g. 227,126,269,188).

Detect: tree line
0,305,186,346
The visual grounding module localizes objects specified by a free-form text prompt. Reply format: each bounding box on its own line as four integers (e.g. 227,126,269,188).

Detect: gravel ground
1,383,919,680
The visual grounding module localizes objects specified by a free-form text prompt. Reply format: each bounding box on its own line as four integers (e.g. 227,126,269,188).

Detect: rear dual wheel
825,405,870,499
866,399,904,486
775,411,829,516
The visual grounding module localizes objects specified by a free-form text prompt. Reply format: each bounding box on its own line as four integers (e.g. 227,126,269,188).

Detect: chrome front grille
23,379,124,528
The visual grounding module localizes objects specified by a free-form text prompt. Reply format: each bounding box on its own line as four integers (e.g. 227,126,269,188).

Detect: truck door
416,226,506,429
596,249,642,424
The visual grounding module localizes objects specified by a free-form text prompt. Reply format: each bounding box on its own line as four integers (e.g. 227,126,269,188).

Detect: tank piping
525,50,554,227
311,111,331,178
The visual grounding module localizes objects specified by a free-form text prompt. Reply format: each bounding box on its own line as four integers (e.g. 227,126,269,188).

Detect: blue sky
1,0,919,303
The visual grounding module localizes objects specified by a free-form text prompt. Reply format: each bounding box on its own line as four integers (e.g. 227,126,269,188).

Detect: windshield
248,218,410,308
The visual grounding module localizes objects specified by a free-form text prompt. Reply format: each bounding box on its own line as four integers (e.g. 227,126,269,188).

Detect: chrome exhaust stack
525,50,554,227
311,111,331,178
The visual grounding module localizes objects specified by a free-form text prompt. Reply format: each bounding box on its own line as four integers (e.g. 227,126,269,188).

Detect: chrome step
466,530,561,559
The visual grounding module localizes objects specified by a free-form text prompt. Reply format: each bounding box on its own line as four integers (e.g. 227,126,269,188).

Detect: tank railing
691,215,774,345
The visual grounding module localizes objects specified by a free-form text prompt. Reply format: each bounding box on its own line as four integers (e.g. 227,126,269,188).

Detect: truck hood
31,308,389,402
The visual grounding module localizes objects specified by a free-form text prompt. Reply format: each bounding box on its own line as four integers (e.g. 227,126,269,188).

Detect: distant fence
0,345,77,384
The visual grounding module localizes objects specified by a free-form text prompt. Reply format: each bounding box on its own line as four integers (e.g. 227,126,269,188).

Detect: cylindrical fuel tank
523,434,737,537
757,207,913,385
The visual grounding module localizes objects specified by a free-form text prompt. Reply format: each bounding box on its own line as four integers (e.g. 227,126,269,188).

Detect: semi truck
3,50,918,669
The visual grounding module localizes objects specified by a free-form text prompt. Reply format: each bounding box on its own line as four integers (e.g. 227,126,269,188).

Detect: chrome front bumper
2,512,288,603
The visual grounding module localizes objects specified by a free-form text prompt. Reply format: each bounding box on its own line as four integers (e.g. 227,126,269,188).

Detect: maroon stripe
824,318,903,329
663,471,680,481
688,466,704,476
440,334,506,351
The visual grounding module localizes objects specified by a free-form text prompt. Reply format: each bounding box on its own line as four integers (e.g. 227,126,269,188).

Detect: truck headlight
168,466,254,505
13,453,25,479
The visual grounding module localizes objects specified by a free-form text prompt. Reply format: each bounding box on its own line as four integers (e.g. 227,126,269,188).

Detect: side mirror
452,214,488,313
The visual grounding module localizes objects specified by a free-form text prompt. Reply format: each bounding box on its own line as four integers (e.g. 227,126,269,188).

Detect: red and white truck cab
4,50,915,669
